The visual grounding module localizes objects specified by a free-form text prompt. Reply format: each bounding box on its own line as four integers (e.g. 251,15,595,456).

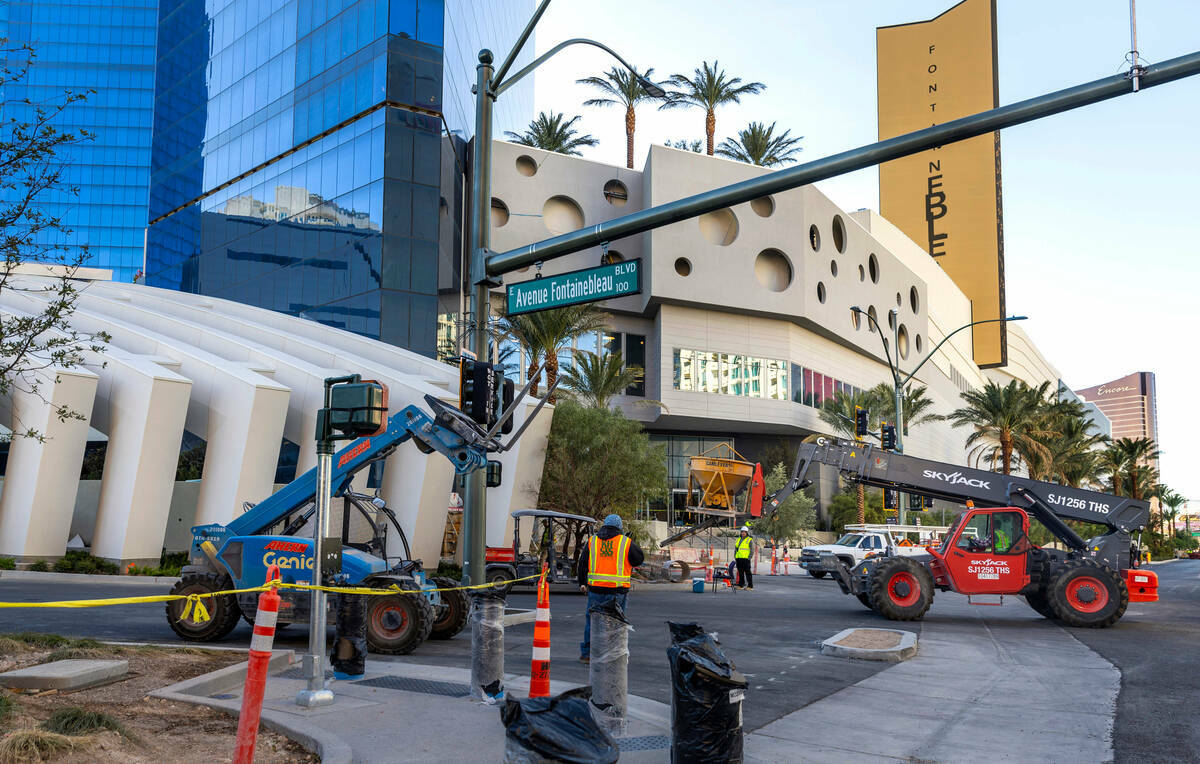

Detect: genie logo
922,469,991,490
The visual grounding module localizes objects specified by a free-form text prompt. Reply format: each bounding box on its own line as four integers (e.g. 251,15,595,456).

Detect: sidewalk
155,653,691,763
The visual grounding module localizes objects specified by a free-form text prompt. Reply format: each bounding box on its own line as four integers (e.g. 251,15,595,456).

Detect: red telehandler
764,439,1158,627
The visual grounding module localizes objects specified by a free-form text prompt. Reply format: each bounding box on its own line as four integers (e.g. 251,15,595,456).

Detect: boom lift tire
428,576,469,640
366,587,435,654
808,570,827,579
166,573,242,642
868,557,934,621
1047,560,1128,628
1024,588,1057,620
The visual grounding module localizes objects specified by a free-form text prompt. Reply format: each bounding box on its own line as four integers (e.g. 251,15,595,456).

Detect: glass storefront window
698,351,720,394
747,357,763,398
675,349,694,391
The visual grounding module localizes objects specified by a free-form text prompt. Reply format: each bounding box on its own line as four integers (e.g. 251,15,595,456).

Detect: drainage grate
274,667,333,680
617,735,671,751
351,675,471,698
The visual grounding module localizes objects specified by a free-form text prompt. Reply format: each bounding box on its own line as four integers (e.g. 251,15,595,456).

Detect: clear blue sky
526,0,1200,505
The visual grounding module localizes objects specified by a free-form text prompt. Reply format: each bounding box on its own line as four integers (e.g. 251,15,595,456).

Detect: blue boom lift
166,367,553,655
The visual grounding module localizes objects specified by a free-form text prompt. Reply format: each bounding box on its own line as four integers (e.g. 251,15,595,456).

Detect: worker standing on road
577,514,644,664
734,526,755,590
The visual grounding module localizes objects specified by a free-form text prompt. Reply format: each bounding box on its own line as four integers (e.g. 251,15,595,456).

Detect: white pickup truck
799,524,946,578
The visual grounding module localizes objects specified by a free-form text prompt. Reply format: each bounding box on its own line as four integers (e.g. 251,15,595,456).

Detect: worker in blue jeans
577,514,644,663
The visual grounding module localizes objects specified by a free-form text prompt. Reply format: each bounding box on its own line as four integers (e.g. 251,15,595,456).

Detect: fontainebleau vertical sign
877,0,1007,367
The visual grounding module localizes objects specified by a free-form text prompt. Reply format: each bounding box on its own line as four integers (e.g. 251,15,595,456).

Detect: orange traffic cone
771,549,778,576
529,566,551,698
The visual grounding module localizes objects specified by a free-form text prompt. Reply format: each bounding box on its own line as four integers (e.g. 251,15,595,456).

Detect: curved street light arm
899,315,1027,387
851,306,898,382
494,38,660,97
492,0,553,87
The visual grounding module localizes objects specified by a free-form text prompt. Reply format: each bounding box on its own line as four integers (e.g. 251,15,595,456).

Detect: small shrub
0,558,14,570
28,560,48,572
1,633,69,649
0,729,75,763
42,707,128,738
435,561,463,580
0,694,15,727
49,551,118,576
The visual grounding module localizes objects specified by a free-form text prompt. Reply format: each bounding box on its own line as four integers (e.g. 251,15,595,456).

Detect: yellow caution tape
0,573,544,624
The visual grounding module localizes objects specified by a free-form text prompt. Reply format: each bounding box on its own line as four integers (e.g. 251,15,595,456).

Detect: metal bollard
588,600,631,736
330,585,367,680
469,587,506,704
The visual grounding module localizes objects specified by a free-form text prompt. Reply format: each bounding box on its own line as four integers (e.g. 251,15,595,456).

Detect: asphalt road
3,562,1198,758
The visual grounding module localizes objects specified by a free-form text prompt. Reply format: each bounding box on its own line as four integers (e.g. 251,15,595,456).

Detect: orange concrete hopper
688,444,756,516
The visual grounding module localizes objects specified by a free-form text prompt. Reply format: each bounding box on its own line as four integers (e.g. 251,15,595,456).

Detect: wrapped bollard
588,598,632,735
329,585,367,680
666,621,748,763
501,686,618,764
470,587,507,703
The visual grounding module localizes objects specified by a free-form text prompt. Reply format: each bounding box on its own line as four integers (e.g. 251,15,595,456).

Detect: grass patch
0,633,102,651
0,558,13,570
42,707,129,738
40,647,102,664
0,729,76,763
0,694,15,727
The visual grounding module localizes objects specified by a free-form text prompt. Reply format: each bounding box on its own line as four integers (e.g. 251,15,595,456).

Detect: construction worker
577,514,643,664
734,526,755,590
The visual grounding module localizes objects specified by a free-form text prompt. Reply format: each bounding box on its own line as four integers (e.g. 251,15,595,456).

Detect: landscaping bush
0,557,14,570
50,550,119,575
28,560,48,572
127,550,189,577
42,707,129,738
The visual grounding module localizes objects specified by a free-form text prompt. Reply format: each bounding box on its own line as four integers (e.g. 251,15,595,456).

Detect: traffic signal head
881,423,897,451
459,359,493,426
854,406,869,437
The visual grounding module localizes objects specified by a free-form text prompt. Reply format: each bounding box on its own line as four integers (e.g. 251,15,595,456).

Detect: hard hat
740,525,750,532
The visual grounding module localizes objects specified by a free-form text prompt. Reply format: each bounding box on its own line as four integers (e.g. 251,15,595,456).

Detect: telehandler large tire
868,557,933,621
1047,560,1128,628
166,573,242,642
1024,588,1057,620
808,570,828,579
428,577,469,640
856,593,875,611
366,588,434,654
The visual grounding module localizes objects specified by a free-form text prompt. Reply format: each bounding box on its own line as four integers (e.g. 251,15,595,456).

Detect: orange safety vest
587,534,632,588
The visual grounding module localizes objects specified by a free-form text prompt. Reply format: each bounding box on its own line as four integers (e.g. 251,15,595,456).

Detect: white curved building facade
0,268,550,566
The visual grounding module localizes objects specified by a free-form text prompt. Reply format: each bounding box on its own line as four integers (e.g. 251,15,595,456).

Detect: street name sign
506,258,642,315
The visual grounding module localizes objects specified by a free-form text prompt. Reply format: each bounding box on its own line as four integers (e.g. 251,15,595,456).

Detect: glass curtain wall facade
0,0,158,283
145,0,533,354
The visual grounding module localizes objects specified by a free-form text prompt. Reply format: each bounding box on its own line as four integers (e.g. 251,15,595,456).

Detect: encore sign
505,258,642,315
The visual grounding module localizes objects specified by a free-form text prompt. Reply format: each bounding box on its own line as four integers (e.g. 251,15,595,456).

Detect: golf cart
485,510,597,592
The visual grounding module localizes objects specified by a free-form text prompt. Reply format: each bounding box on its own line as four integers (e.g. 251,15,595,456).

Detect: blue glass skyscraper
144,0,533,355
0,0,158,282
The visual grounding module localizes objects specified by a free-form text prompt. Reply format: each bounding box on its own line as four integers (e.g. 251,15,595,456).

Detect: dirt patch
0,637,316,763
834,628,902,650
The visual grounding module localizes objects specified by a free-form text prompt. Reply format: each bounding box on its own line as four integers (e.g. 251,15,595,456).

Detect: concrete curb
0,570,181,585
502,608,536,626
150,650,352,764
820,627,918,662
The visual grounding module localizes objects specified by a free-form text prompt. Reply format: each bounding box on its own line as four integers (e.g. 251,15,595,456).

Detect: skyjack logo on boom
921,469,990,490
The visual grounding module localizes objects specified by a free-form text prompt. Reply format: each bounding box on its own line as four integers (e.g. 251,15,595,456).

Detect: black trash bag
666,621,748,764
329,588,367,679
500,686,619,764
586,597,631,625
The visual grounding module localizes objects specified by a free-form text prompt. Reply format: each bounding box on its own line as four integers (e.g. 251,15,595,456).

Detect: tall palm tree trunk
545,353,560,404
856,484,865,525
705,108,716,155
1001,435,1013,475
526,355,541,397
625,106,636,169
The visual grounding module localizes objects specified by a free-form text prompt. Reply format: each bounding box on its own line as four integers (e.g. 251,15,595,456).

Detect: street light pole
852,308,1028,523
461,2,664,584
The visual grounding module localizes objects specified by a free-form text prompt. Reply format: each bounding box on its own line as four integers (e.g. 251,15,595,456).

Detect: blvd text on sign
506,259,642,315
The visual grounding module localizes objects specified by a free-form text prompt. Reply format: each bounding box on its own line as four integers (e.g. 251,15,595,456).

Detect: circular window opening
602,249,625,264
754,249,792,292
915,334,923,354
867,305,878,334
897,324,910,360
910,286,920,313
603,179,628,207
832,215,847,253
851,308,861,331
868,253,879,284
817,282,826,304
490,198,510,228
699,208,739,246
809,225,821,252
858,264,865,282
830,260,838,277
515,155,538,177
543,195,584,234
674,257,692,277
888,310,897,331
751,196,775,217
896,292,903,307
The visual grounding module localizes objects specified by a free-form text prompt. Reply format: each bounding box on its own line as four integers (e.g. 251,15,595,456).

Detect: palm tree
577,66,664,169
1159,486,1187,536
661,61,766,155
495,304,609,401
560,350,641,409
866,383,939,435
946,380,1052,475
1113,437,1161,501
503,112,598,156
1097,445,1128,496
667,138,703,152
715,121,803,167
819,390,878,524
